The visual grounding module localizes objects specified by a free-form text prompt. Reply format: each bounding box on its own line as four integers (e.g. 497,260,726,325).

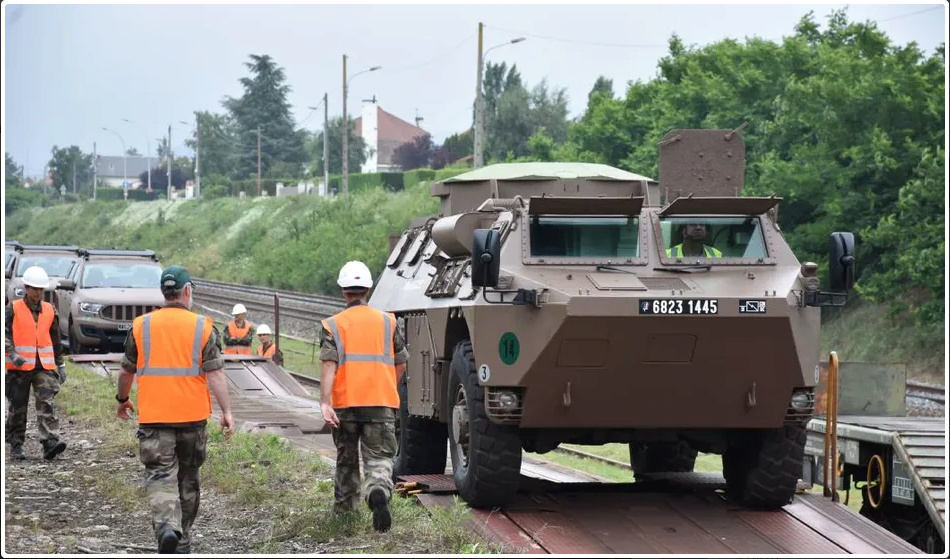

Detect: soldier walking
319,261,408,533
115,265,234,553
5,266,68,460
223,304,254,355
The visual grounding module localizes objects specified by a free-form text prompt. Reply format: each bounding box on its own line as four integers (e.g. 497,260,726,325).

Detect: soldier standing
319,261,408,533
254,324,284,366
4,266,68,460
115,265,234,553
223,304,254,354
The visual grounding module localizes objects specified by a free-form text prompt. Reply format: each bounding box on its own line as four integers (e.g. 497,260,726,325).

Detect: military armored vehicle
370,128,856,511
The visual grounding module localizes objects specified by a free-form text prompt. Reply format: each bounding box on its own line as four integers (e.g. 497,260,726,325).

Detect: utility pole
194,112,201,198
342,54,348,196
323,92,329,196
474,22,484,168
167,125,173,200
257,126,262,197
72,159,77,194
93,142,97,201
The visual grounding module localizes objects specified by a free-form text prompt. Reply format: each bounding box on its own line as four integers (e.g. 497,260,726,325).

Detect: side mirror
58,279,77,291
4,269,10,279
471,229,501,288
829,232,855,292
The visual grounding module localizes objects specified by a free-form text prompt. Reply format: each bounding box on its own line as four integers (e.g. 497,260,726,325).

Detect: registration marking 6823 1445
639,298,719,315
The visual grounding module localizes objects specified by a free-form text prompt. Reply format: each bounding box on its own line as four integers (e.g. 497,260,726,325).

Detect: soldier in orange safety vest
5,266,68,461
223,304,254,355
319,260,409,533
114,265,234,554
255,323,283,366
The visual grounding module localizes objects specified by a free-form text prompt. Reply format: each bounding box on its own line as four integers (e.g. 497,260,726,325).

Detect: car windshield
81,262,163,288
5,251,13,267
16,256,79,277
660,216,768,259
529,215,640,258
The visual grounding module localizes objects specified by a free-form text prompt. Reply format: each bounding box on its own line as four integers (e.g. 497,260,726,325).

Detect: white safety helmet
232,303,247,315
22,266,50,289
337,261,373,289
257,324,272,336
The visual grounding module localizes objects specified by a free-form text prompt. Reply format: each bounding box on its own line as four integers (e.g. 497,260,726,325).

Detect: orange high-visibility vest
257,342,276,359
6,299,56,371
321,305,398,409
132,307,214,424
225,320,253,355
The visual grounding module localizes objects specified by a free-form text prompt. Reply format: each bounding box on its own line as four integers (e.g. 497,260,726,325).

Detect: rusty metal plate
783,501,883,554
506,508,607,554
397,474,457,493
735,509,846,554
658,128,746,200
68,352,125,363
793,493,922,553
415,494,547,554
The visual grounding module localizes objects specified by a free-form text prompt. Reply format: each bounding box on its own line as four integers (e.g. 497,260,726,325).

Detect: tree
485,79,570,162
125,147,141,156
184,111,238,178
588,76,614,106
310,116,368,176
223,54,307,180
5,152,23,183
392,134,433,171
139,165,187,192
442,129,473,163
46,145,94,196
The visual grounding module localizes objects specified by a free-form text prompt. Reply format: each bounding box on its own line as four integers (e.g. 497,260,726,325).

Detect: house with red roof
355,99,428,173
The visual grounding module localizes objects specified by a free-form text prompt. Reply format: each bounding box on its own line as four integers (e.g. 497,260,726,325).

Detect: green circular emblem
499,332,520,365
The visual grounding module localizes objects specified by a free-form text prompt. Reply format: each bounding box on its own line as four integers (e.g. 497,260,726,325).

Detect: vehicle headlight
14,287,25,297
498,391,519,410
790,390,813,411
79,302,104,315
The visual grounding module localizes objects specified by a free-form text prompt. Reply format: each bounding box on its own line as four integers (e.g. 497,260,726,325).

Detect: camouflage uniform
319,301,409,512
4,299,67,458
121,302,224,553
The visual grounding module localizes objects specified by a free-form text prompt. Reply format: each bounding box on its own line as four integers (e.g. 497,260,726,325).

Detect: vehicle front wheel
722,425,806,509
69,319,89,355
447,340,522,509
630,440,698,479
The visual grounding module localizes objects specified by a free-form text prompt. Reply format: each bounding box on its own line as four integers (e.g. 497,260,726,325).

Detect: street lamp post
342,54,381,196
180,119,199,198
121,118,151,192
308,92,329,196
473,23,526,168
101,127,128,185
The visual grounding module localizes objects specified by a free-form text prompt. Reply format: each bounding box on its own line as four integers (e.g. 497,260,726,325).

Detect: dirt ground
3,408,451,555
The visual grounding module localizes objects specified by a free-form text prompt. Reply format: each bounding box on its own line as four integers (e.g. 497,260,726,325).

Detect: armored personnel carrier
370,128,856,510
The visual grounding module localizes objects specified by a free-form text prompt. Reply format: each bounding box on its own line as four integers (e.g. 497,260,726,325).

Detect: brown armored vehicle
55,248,167,353
5,244,81,305
370,128,856,511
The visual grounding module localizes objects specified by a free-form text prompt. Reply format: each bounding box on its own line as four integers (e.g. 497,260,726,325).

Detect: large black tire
722,425,806,509
447,340,522,509
393,373,448,478
69,318,89,355
630,440,698,479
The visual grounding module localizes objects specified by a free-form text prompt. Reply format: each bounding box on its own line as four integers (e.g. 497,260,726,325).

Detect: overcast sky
2,1,947,177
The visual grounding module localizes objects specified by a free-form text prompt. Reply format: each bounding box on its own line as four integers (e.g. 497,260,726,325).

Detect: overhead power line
485,24,667,49
877,5,944,23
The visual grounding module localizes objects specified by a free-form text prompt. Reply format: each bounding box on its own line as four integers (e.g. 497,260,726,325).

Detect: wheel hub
451,386,470,469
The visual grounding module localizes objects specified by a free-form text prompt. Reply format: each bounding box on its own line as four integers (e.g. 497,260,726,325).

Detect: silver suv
5,244,80,306
56,248,166,353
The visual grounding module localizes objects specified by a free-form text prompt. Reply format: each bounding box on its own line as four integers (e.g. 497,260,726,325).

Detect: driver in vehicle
666,222,722,258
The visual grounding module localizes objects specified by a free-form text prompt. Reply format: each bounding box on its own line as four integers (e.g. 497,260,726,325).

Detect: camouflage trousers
331,420,397,512
5,368,61,447
136,425,208,549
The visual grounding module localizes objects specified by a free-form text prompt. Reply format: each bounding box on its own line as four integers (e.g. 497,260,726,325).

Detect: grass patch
534,443,724,482
56,363,485,553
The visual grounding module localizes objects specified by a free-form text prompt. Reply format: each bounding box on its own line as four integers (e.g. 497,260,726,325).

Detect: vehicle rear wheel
447,340,522,509
629,440,698,479
69,319,89,355
722,425,806,509
393,373,448,479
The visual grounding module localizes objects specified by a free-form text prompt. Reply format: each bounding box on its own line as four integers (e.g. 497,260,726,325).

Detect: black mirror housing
472,229,501,288
829,232,856,292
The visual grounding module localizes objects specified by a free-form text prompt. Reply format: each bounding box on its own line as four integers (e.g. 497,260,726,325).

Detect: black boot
368,488,392,533
158,529,180,553
10,443,26,460
42,438,66,460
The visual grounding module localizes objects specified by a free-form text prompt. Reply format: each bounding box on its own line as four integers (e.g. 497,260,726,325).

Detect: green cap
160,265,192,291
